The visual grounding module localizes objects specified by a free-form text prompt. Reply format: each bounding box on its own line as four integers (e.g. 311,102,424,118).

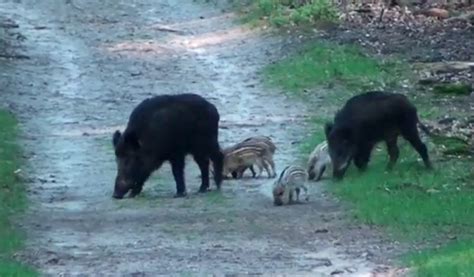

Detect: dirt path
2,0,401,276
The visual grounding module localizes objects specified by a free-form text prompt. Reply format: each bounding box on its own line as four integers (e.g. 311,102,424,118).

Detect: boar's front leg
129,183,144,198
171,155,187,198
354,142,375,171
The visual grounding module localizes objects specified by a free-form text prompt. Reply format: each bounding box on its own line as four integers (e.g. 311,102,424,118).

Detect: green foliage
404,240,474,277
433,83,472,96
263,41,410,98
0,110,37,276
240,0,339,27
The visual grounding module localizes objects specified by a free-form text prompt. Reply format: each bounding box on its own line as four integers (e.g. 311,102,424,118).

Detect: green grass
264,41,410,97
235,0,339,28
332,145,474,240
403,240,474,277
0,110,37,276
262,39,474,277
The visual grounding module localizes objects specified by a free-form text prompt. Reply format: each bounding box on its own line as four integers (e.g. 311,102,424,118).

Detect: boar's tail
417,120,432,136
210,145,224,189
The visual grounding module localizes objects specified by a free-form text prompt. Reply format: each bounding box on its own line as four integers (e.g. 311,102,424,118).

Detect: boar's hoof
198,187,210,193
112,194,124,200
174,191,187,198
128,192,139,198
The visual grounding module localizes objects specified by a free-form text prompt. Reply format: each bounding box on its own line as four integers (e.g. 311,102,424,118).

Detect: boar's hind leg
385,136,399,170
194,153,211,193
210,145,224,190
401,123,432,169
170,155,187,198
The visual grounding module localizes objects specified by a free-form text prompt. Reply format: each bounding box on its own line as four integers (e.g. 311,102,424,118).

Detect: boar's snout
332,165,348,180
113,178,131,199
112,191,124,199
273,197,284,206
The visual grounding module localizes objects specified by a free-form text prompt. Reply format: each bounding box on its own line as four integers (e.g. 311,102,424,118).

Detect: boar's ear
324,122,334,138
112,130,122,148
123,131,141,151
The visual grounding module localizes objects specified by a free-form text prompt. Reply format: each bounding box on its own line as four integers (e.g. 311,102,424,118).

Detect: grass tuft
0,110,37,276
263,42,410,96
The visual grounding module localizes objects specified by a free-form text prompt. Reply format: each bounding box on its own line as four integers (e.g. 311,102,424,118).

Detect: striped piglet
306,140,332,181
228,136,277,178
272,165,309,206
213,145,275,179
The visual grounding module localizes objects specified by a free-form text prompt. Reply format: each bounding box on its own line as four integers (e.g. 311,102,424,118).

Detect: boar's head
324,122,355,180
112,130,151,199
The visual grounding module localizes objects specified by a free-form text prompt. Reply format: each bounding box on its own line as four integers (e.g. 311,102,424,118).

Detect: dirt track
2,0,402,276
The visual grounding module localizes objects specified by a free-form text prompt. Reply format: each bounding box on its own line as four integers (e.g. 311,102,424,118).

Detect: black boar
325,91,432,179
112,93,224,199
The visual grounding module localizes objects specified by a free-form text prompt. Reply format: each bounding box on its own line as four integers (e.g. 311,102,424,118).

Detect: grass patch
0,110,37,276
433,83,472,96
264,41,410,97
332,144,474,240
404,240,474,277
235,0,339,28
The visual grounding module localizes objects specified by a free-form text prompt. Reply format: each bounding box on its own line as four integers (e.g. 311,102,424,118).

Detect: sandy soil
1,0,404,276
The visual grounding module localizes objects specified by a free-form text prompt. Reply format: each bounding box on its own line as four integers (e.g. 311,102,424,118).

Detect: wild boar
324,91,432,179
112,93,224,199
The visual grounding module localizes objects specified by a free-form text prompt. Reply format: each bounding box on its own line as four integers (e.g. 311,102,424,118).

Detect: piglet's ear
112,130,122,148
324,122,334,138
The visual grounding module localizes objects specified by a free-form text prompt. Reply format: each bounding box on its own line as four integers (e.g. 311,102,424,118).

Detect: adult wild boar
112,93,224,199
325,91,432,179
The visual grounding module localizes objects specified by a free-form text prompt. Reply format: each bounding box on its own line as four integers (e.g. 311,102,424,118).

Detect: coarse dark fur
112,93,224,199
325,91,432,179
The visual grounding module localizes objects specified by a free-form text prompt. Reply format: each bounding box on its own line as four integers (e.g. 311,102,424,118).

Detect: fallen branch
446,10,474,22
0,54,30,60
0,22,19,29
152,25,185,35
413,61,474,74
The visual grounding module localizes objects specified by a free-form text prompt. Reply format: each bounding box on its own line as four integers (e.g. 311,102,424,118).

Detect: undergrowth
0,110,37,276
